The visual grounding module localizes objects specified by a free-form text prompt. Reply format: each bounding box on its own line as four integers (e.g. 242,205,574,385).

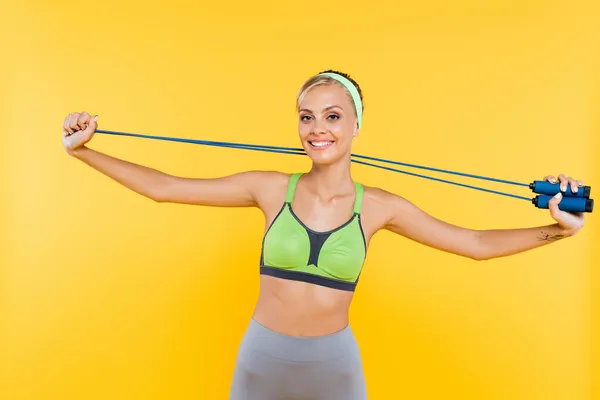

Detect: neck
306,156,354,199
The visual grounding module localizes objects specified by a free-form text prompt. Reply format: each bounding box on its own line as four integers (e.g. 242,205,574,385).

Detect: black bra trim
287,203,358,236
260,266,357,292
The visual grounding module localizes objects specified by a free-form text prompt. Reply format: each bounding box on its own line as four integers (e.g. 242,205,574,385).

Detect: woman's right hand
62,111,98,154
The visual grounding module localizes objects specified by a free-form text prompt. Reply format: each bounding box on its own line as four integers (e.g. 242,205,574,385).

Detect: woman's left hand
544,173,586,236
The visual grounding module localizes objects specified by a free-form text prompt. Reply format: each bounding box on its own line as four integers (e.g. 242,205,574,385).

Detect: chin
309,156,337,166
306,149,341,166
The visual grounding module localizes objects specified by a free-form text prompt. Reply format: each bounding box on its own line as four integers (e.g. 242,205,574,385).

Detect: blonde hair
295,70,364,117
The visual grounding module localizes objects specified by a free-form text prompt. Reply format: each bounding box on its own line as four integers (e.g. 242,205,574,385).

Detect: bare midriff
251,275,354,337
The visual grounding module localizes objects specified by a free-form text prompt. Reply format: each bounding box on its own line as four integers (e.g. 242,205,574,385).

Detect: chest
288,196,356,232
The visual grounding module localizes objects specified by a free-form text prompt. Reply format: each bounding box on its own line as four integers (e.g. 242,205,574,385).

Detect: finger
568,177,578,193
543,175,557,183
558,174,568,192
77,111,91,131
64,114,74,134
577,180,584,187
68,112,81,132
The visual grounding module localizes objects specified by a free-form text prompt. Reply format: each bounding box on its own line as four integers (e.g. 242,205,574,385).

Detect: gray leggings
229,319,367,399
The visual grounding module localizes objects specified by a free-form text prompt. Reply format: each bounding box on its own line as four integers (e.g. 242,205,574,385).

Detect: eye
300,115,313,121
327,113,340,120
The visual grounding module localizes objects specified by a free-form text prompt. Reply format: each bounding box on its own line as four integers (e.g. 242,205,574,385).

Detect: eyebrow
299,105,343,113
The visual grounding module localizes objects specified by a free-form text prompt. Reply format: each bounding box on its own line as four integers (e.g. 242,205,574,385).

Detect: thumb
84,115,98,135
548,192,562,215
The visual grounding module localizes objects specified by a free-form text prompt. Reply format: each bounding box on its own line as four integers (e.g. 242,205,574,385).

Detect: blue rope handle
94,129,532,201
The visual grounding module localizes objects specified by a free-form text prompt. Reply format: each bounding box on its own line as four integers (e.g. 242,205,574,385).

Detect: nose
312,118,327,135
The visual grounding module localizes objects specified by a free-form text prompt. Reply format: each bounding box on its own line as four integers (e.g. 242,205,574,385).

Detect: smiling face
297,82,359,166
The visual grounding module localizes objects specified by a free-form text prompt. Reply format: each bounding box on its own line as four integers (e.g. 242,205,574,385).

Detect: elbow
144,187,169,203
468,232,491,261
150,190,169,203
149,176,174,203
469,252,491,261
464,247,491,261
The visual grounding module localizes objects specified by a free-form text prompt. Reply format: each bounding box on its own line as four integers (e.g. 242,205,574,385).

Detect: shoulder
241,170,291,193
362,184,410,210
244,170,295,208
244,170,291,183
229,170,287,183
359,183,421,231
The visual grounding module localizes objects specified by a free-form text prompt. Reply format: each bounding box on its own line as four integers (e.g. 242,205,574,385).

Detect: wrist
66,145,87,158
556,223,579,238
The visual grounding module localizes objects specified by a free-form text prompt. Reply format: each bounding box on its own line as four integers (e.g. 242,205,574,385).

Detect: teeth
311,141,333,147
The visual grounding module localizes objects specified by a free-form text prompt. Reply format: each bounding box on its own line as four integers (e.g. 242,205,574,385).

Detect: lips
308,140,334,150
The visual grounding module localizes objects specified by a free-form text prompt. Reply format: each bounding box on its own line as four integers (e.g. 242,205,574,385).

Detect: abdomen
252,275,354,337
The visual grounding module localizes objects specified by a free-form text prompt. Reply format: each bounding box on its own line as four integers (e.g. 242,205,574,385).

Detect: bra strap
285,173,303,204
353,181,364,215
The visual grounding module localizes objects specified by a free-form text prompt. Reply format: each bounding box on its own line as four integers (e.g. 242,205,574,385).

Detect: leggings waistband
242,318,357,363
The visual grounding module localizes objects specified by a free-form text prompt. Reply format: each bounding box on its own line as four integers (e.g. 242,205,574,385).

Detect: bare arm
474,223,572,260
69,146,268,206
378,192,483,260
375,186,584,261
63,111,275,207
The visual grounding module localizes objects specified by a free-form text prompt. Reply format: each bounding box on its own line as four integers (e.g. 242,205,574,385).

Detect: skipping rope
93,129,594,214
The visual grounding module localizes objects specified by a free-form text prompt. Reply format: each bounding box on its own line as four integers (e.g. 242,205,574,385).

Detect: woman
62,70,586,399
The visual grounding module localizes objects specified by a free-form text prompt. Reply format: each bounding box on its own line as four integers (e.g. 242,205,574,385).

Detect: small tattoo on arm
537,231,566,242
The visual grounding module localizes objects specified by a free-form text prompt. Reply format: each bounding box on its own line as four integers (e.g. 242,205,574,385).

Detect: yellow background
2,1,599,399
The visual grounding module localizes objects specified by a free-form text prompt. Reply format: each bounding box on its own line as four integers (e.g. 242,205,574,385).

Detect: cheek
331,121,354,139
298,122,311,137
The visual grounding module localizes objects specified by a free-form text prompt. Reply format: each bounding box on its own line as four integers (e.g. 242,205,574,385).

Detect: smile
308,141,334,150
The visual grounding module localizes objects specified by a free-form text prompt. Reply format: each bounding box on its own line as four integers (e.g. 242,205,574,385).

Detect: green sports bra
260,173,367,292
